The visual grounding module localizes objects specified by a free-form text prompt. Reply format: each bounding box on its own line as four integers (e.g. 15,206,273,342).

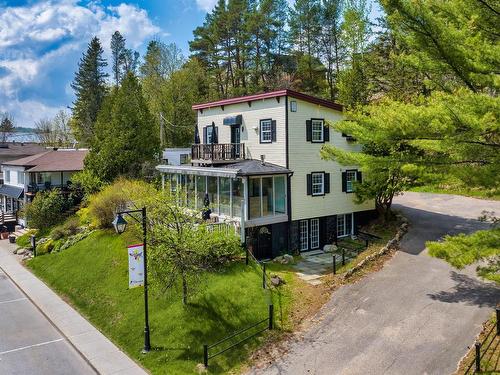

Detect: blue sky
0,0,212,127
0,0,381,127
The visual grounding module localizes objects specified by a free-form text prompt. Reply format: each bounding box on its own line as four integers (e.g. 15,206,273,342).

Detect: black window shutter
203,127,207,144
324,124,330,142
271,120,277,142
357,170,362,183
324,173,330,193
306,120,312,142
341,171,347,192
259,121,262,143
306,174,312,195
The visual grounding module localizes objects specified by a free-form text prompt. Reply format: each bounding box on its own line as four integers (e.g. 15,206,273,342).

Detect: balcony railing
191,143,245,163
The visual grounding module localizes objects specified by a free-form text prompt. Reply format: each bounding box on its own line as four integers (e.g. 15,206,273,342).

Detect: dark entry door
255,226,272,259
230,126,241,158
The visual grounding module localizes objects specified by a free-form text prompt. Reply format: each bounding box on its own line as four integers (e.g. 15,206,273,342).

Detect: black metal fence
331,233,382,274
464,308,499,374
203,304,274,367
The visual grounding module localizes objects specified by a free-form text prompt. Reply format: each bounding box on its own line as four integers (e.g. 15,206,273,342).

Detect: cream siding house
156,90,375,259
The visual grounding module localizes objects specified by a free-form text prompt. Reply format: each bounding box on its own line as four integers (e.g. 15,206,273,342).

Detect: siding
287,98,374,221
197,98,287,166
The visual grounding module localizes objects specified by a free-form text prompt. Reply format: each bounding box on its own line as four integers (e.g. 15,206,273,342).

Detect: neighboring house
0,149,88,225
162,148,191,166
156,90,375,259
0,142,46,184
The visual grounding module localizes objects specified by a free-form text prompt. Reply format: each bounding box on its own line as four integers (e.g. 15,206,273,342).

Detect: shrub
15,230,37,248
35,238,55,255
24,190,66,230
71,170,105,199
87,179,156,228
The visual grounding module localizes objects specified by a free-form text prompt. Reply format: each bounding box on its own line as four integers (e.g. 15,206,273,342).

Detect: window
346,170,357,192
311,119,324,142
180,154,190,164
4,170,10,183
311,173,324,196
310,218,320,249
260,119,272,143
231,178,243,217
17,171,24,185
290,101,297,112
249,178,262,219
249,176,287,219
207,127,214,143
219,177,231,216
274,175,286,214
337,213,353,237
299,220,309,251
261,177,274,216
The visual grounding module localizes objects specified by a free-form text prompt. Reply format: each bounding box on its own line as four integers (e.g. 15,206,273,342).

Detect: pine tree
110,31,126,85
70,37,108,146
0,113,14,143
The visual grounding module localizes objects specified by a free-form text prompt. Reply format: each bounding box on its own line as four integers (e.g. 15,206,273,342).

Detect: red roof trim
192,89,343,112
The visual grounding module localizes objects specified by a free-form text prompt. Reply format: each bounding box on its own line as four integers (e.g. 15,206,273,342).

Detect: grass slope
28,230,287,374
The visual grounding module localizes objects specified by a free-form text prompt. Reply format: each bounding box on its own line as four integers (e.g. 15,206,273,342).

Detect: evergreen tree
110,31,126,85
70,37,108,146
0,113,14,143
85,73,160,182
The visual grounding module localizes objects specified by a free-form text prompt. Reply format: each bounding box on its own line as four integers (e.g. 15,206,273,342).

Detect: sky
0,0,381,128
0,0,213,127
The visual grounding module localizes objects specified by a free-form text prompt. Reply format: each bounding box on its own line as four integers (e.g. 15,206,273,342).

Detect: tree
35,111,74,147
70,37,108,146
24,190,67,230
0,113,15,143
110,31,126,85
85,73,160,182
146,189,241,305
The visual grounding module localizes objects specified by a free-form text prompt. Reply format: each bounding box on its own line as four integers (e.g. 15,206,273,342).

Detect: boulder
16,248,26,255
273,255,284,263
270,274,285,286
282,254,294,264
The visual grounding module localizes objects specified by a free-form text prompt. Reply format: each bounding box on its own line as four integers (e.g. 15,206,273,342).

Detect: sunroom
156,160,292,228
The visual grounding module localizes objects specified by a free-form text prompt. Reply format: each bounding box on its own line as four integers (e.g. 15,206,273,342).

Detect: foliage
427,228,500,283
70,170,105,198
145,190,242,304
35,110,74,147
28,230,289,374
84,73,160,182
87,179,156,229
15,230,37,249
0,113,15,143
50,217,81,240
24,190,68,230
35,238,56,255
70,37,108,146
111,31,140,85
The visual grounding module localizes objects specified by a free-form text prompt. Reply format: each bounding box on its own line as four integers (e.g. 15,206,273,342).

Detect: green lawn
409,175,500,200
28,231,290,374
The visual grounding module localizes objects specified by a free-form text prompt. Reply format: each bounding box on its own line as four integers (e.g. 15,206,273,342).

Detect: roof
192,89,343,112
0,185,24,199
156,159,292,178
0,142,46,157
3,149,88,172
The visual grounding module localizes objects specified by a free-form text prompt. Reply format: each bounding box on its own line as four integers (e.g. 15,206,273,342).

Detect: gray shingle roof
219,159,292,176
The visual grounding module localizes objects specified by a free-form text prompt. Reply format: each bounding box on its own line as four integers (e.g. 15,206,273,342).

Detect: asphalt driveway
251,192,500,375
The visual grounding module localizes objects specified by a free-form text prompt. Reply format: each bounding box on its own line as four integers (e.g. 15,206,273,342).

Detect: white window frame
290,101,297,112
311,119,324,142
4,170,10,183
310,218,320,249
346,170,357,193
260,119,272,143
17,171,24,185
311,172,324,196
299,220,309,251
337,213,353,238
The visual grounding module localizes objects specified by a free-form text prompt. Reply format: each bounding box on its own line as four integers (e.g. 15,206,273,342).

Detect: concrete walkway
0,240,148,375
250,192,500,375
294,251,333,285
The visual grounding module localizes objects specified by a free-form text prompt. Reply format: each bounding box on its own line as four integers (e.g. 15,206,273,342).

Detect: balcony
191,143,245,164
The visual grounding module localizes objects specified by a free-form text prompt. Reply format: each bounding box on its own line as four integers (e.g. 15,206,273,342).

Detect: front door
230,126,241,158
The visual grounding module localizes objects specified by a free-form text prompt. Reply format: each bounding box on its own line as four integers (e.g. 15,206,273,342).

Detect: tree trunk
182,277,188,305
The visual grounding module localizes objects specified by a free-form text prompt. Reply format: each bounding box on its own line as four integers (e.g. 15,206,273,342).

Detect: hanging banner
128,244,144,288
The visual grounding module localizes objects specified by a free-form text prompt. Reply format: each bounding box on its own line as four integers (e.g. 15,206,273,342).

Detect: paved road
0,267,95,374
252,192,500,375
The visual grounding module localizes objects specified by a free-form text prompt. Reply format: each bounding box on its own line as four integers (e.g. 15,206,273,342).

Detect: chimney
260,154,265,165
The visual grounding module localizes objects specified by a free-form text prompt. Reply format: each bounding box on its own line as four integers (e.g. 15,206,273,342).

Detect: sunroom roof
156,159,292,178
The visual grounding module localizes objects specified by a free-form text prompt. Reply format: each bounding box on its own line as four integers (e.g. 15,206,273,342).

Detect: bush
35,238,55,255
71,170,105,199
87,179,156,228
24,190,67,230
15,230,37,248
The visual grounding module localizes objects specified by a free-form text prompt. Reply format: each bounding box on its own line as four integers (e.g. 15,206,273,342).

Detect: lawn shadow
427,271,500,308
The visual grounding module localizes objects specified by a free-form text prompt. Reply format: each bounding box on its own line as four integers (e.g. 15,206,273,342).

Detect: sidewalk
0,240,148,375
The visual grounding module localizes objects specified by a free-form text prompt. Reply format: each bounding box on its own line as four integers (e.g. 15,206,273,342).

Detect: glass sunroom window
249,178,261,219
219,177,231,216
196,176,206,209
262,177,274,216
207,176,218,213
274,176,286,214
248,175,287,219
232,178,243,217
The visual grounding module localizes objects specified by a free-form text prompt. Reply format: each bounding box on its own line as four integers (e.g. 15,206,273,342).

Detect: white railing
207,221,240,236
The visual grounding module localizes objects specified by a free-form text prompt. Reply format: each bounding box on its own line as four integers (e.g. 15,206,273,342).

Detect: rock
270,274,285,286
323,244,333,253
282,254,294,264
195,363,207,374
17,248,26,255
273,256,284,263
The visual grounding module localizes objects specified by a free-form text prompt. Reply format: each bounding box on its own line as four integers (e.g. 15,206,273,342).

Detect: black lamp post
113,207,151,353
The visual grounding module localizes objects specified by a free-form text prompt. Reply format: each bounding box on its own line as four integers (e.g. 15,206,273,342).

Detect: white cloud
195,0,218,12
0,0,162,126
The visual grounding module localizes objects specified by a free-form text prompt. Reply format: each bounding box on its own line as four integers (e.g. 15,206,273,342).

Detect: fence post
342,248,345,266
497,307,499,336
269,304,274,330
475,341,481,373
333,255,336,275
365,239,368,248
245,246,249,266
203,344,208,368
262,263,266,289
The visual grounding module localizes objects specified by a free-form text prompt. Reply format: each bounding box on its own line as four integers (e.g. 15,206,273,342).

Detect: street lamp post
112,207,151,353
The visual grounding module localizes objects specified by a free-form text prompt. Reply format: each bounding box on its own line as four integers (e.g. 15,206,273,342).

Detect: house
162,148,191,166
156,90,375,259
0,142,46,184
0,149,88,226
